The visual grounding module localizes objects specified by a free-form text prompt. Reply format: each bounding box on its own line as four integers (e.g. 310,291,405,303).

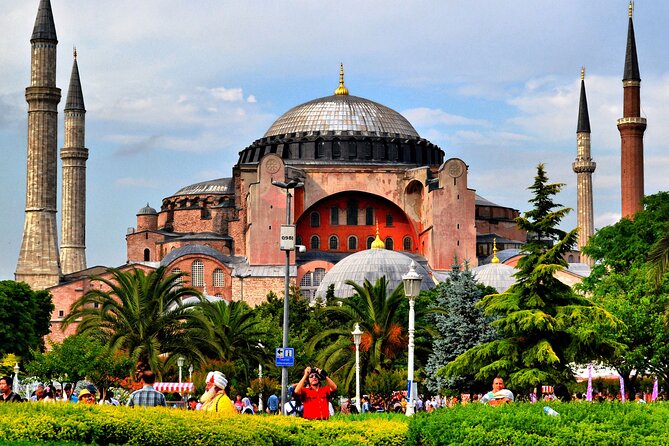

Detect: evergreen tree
441,164,621,391
424,265,497,394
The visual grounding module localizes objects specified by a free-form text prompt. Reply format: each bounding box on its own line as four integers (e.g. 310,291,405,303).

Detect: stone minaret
617,1,646,218
15,0,62,289
60,49,88,275
572,68,596,265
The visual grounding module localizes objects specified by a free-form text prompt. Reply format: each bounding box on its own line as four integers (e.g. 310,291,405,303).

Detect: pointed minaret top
629,0,633,18
577,67,591,133
65,53,85,111
623,2,640,81
31,0,57,42
334,63,349,96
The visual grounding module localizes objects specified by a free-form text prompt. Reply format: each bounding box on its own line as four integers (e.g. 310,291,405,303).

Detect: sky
1,0,668,281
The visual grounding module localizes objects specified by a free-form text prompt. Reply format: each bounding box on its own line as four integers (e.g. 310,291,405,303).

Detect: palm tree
63,266,217,378
648,229,669,288
190,300,268,384
308,276,437,395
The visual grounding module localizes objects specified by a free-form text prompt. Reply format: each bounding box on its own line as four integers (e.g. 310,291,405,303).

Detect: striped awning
154,382,195,393
541,386,554,394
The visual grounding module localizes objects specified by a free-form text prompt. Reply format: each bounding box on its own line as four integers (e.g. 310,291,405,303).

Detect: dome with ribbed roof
314,248,434,298
264,94,419,139
137,203,157,215
471,262,516,293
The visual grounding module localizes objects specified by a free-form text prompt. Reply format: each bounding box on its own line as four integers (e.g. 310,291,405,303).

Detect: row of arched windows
172,262,225,288
301,235,413,251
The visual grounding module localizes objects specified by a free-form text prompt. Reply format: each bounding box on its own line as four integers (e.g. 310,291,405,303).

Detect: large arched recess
295,191,419,254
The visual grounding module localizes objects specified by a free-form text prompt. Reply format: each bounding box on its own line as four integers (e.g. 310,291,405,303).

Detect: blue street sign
275,347,295,367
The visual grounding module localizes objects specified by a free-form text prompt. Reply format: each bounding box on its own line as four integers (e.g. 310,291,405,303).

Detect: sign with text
280,225,296,251
275,347,295,367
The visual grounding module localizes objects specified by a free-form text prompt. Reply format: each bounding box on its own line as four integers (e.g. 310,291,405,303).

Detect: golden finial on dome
628,0,633,18
491,238,500,264
371,221,385,249
581,66,585,81
334,63,349,96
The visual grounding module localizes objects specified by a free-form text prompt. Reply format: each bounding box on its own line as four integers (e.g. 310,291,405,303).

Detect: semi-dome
314,248,434,298
264,94,419,139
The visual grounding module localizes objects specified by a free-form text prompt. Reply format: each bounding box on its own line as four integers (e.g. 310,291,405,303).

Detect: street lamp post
402,260,422,416
188,364,193,383
258,341,264,412
271,178,304,414
177,357,185,384
352,323,363,413
13,363,20,395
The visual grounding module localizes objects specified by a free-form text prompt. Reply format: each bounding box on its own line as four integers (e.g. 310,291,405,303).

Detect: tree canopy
441,164,621,391
0,281,53,360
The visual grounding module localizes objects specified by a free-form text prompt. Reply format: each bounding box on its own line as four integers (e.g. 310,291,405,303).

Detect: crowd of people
2,372,664,416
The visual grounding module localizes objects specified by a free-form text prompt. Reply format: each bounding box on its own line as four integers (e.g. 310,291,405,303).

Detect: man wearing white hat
201,371,235,415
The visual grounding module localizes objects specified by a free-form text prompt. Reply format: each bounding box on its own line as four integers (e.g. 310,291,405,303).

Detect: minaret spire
60,50,88,274
16,0,62,289
618,1,646,218
573,68,596,265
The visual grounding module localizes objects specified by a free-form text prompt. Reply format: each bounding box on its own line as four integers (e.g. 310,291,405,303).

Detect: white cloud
402,107,488,127
210,87,245,103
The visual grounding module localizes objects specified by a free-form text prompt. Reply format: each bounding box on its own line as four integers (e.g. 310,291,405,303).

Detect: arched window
568,255,574,263
300,268,327,302
348,236,358,250
213,268,225,287
316,139,325,159
367,236,375,249
403,236,412,251
330,207,339,225
332,139,341,159
310,235,320,250
329,235,339,250
310,212,320,228
386,213,393,227
385,237,394,250
143,248,151,262
192,260,204,287
172,268,183,286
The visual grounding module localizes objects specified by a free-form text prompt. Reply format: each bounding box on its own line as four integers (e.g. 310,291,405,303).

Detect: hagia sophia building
16,0,646,343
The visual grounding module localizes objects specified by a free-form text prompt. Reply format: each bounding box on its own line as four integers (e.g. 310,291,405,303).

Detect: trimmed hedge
406,402,669,446
0,404,407,446
3,402,669,445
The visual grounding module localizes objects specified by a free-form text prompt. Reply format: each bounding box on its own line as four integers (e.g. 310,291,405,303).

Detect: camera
310,367,327,380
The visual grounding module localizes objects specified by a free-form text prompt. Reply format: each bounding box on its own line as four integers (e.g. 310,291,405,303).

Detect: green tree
191,300,267,385
308,277,438,395
25,334,134,398
581,192,669,391
0,281,53,360
442,164,621,391
424,265,498,394
62,266,217,378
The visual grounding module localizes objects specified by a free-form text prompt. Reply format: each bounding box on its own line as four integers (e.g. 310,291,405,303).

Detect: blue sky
1,0,668,280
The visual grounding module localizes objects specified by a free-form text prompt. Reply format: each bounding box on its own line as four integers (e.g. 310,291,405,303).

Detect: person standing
294,366,337,420
0,376,22,402
202,371,236,415
480,376,514,406
127,371,167,408
267,393,279,414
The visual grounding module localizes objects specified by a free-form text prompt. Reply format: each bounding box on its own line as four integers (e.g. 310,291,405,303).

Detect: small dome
137,203,157,216
315,249,434,298
471,263,516,293
264,94,419,139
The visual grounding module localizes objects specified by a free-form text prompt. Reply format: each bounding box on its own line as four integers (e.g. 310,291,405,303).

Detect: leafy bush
0,403,407,446
407,402,669,446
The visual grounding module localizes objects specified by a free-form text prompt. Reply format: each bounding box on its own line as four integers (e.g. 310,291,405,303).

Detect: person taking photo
294,366,337,420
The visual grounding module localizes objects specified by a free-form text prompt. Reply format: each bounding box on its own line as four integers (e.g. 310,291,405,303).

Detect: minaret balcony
572,160,596,173
617,117,647,126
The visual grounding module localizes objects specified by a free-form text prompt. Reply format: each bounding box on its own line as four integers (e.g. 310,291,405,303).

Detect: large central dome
236,66,444,166
264,94,419,139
